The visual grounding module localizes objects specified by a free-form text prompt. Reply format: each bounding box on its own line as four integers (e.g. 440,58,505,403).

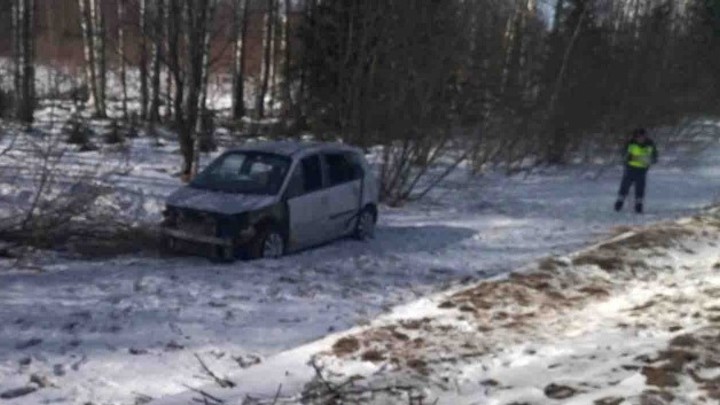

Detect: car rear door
322,151,364,238
285,154,330,249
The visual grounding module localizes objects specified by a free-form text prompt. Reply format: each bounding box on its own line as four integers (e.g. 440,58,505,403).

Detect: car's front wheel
247,226,285,259
354,207,376,240
214,244,235,262
162,235,178,253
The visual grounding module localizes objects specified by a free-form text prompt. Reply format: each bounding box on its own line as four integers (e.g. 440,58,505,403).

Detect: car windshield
190,152,291,195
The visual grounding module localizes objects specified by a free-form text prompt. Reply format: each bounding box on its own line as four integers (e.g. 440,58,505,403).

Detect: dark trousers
618,166,648,201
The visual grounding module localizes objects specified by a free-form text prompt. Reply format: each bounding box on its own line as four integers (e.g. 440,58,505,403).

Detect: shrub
104,120,124,145
65,115,96,151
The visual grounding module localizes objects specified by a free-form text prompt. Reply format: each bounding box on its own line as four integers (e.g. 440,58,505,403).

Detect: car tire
162,235,178,253
354,207,376,240
247,226,285,260
213,244,235,263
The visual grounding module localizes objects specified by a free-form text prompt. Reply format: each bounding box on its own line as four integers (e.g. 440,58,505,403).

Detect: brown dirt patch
361,349,385,362
537,257,567,272
390,330,410,341
605,227,694,251
399,318,431,330
573,252,624,271
438,301,456,309
511,271,555,290
332,337,360,357
669,334,700,348
406,358,429,375
656,348,698,372
544,383,578,399
640,389,675,404
631,301,656,311
594,397,624,405
579,286,611,297
642,366,680,387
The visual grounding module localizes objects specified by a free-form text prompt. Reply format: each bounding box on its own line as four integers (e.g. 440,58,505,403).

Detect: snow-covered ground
1,113,720,404
298,211,720,405
150,209,720,405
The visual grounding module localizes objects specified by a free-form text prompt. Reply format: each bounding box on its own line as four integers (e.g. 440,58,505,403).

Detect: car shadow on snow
288,224,478,261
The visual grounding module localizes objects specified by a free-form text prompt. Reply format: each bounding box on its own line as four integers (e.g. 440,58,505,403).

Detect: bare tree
148,0,165,125
256,0,275,118
92,0,106,116
232,0,249,120
164,0,174,121
12,0,35,125
167,0,183,125
281,0,293,118
139,0,149,120
78,0,107,118
117,0,128,119
177,0,217,178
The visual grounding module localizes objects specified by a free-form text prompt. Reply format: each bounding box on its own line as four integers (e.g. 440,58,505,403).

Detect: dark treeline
2,0,720,203
300,0,720,164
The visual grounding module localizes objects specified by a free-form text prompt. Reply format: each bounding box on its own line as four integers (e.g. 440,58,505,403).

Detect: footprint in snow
15,338,42,350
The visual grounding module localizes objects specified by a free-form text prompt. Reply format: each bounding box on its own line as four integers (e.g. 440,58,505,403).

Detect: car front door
285,154,330,250
322,152,364,238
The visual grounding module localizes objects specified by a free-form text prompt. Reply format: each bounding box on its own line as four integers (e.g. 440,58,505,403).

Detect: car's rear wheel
354,207,376,240
247,226,285,259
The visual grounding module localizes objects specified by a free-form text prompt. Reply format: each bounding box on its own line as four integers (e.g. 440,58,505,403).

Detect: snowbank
150,208,720,404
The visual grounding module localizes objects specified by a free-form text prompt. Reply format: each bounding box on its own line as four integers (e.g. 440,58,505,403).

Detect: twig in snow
181,384,224,404
270,384,282,405
309,358,336,395
305,359,428,403
194,353,236,388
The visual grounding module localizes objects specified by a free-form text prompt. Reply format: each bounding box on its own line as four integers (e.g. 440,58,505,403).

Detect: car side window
325,152,363,187
286,155,323,199
302,155,323,192
285,165,304,199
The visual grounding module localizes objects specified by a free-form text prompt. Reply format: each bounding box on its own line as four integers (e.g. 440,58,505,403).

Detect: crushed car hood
166,186,278,215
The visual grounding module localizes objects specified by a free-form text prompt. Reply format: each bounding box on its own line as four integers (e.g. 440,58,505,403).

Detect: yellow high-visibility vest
627,143,654,168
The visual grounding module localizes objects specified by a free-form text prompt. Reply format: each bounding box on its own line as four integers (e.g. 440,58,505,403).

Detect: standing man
614,128,658,214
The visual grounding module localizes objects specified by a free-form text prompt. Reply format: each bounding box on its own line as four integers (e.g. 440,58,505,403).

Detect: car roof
228,141,360,158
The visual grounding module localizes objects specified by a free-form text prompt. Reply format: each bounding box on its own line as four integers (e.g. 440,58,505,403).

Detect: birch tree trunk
167,0,183,125
165,0,173,121
78,0,98,114
179,0,216,178
117,0,128,119
12,0,35,125
194,0,217,172
232,0,248,119
256,0,275,119
12,0,20,111
281,0,292,118
78,0,106,118
91,0,107,117
139,0,149,120
149,0,164,124
269,0,278,113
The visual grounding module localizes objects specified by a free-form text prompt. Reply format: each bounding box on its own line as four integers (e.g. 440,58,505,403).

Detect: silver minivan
161,141,379,260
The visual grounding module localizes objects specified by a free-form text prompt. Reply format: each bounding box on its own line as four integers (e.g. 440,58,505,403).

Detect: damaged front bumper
161,225,256,248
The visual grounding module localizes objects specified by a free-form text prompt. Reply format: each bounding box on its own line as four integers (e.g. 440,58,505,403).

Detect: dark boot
614,200,624,212
635,202,643,214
